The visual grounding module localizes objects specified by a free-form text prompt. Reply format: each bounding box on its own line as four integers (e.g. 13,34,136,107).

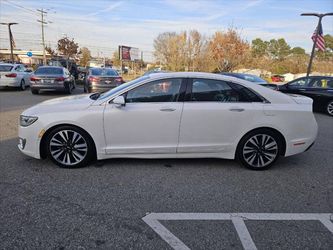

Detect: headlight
20,115,38,127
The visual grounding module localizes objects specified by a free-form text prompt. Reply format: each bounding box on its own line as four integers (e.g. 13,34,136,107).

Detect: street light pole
301,13,333,77
37,9,48,65
0,22,18,63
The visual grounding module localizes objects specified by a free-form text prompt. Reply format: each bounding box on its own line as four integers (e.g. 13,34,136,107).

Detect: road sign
27,51,33,57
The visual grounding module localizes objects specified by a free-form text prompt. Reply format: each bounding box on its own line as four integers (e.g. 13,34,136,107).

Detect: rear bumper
0,78,20,87
88,84,119,93
30,83,66,90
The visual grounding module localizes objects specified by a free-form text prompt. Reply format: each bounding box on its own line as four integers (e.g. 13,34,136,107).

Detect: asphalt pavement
0,87,332,249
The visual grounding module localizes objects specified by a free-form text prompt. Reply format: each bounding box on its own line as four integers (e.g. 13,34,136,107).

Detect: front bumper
18,123,42,159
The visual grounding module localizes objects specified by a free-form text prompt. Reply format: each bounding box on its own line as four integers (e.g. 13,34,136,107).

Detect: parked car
84,67,124,93
30,66,75,95
219,72,278,90
278,76,333,116
0,63,31,90
18,72,317,170
271,75,285,83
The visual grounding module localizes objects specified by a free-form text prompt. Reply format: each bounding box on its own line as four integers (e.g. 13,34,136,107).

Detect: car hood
22,94,96,116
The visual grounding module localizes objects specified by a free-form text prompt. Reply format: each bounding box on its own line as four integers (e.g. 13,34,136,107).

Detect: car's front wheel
46,126,94,168
326,100,333,116
237,129,282,170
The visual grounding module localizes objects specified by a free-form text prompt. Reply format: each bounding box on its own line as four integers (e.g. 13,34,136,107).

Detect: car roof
0,63,22,66
37,66,64,69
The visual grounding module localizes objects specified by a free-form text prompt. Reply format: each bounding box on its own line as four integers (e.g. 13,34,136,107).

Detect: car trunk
32,74,64,84
94,76,122,87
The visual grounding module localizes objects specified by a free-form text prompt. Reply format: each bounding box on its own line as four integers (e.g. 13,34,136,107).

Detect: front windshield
98,76,149,100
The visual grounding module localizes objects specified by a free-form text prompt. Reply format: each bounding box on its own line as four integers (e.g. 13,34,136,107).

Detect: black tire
326,100,333,116
46,125,95,168
236,129,282,170
31,88,39,95
19,80,26,91
65,83,72,94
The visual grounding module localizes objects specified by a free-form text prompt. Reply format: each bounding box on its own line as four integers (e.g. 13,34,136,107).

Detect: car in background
30,66,75,95
219,72,278,90
278,76,333,116
84,67,124,93
271,75,285,83
0,63,31,90
19,72,317,170
143,68,169,76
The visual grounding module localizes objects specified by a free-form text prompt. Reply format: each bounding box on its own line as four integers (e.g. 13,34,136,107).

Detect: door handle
160,107,176,112
229,108,245,112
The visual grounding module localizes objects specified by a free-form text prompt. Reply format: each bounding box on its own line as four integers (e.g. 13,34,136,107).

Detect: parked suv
30,66,75,94
278,76,333,116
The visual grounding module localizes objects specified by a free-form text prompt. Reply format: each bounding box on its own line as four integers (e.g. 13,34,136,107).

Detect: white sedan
18,72,318,170
0,63,31,90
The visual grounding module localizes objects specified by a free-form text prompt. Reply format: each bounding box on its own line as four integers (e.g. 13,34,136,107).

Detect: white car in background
18,72,318,170
0,63,31,90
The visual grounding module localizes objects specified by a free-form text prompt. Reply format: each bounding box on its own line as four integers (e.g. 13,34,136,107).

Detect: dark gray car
30,66,75,95
84,67,124,93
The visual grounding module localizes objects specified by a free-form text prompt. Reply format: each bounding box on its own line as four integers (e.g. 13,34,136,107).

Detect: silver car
30,66,75,95
0,63,31,90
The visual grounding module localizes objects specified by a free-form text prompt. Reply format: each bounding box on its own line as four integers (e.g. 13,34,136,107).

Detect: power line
3,0,38,15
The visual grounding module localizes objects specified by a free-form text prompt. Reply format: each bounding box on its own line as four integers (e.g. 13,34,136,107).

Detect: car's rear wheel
65,83,72,94
46,126,94,168
19,80,26,91
237,129,281,170
31,88,39,94
326,100,333,116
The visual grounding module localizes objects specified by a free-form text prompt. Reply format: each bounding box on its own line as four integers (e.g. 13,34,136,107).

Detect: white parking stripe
232,217,257,250
142,213,333,250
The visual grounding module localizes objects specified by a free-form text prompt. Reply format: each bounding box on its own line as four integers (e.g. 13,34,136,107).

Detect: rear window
91,68,118,76
35,68,63,75
240,74,267,83
0,65,13,72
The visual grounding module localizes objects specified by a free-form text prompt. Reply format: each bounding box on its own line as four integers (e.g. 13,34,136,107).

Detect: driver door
103,78,185,155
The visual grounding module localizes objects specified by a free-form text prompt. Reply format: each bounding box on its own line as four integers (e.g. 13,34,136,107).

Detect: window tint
288,78,310,88
311,78,333,88
231,83,264,102
0,65,13,72
35,67,63,75
91,68,118,76
191,79,250,102
126,78,182,103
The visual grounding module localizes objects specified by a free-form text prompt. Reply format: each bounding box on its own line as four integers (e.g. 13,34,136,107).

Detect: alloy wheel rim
327,102,333,116
49,130,87,166
243,134,278,168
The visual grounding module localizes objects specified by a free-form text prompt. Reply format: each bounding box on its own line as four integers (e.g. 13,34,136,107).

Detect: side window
190,79,250,102
311,78,332,88
126,78,182,103
15,66,24,72
230,83,264,102
288,78,310,88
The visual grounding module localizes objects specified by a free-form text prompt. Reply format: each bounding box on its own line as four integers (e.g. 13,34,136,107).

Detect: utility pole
301,12,333,77
0,22,18,63
37,9,48,65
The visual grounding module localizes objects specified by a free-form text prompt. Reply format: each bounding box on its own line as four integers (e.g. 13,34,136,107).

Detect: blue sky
0,0,332,61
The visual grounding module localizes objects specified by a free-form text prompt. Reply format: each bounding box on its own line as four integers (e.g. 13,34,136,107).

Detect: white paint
232,217,257,250
142,213,333,250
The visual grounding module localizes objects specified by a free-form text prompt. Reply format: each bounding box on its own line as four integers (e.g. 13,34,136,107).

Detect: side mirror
113,95,125,107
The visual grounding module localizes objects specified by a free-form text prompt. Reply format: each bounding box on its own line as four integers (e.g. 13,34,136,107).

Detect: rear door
178,78,265,155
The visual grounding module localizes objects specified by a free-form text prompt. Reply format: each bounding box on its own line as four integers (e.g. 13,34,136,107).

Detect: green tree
251,38,269,57
291,47,306,55
267,38,291,60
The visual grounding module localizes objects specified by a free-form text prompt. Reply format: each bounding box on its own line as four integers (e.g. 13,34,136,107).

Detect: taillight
89,76,100,83
115,77,123,83
55,77,65,82
5,73,17,78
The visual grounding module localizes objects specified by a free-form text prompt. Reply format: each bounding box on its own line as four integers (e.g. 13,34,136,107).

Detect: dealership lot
0,89,332,249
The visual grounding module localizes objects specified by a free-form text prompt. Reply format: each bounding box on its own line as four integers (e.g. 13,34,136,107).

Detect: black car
278,76,333,116
219,72,278,90
30,66,75,94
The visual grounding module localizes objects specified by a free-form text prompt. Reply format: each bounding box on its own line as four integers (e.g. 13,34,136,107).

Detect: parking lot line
142,213,333,250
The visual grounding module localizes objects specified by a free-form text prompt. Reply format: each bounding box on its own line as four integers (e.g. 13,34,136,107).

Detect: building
0,49,51,65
